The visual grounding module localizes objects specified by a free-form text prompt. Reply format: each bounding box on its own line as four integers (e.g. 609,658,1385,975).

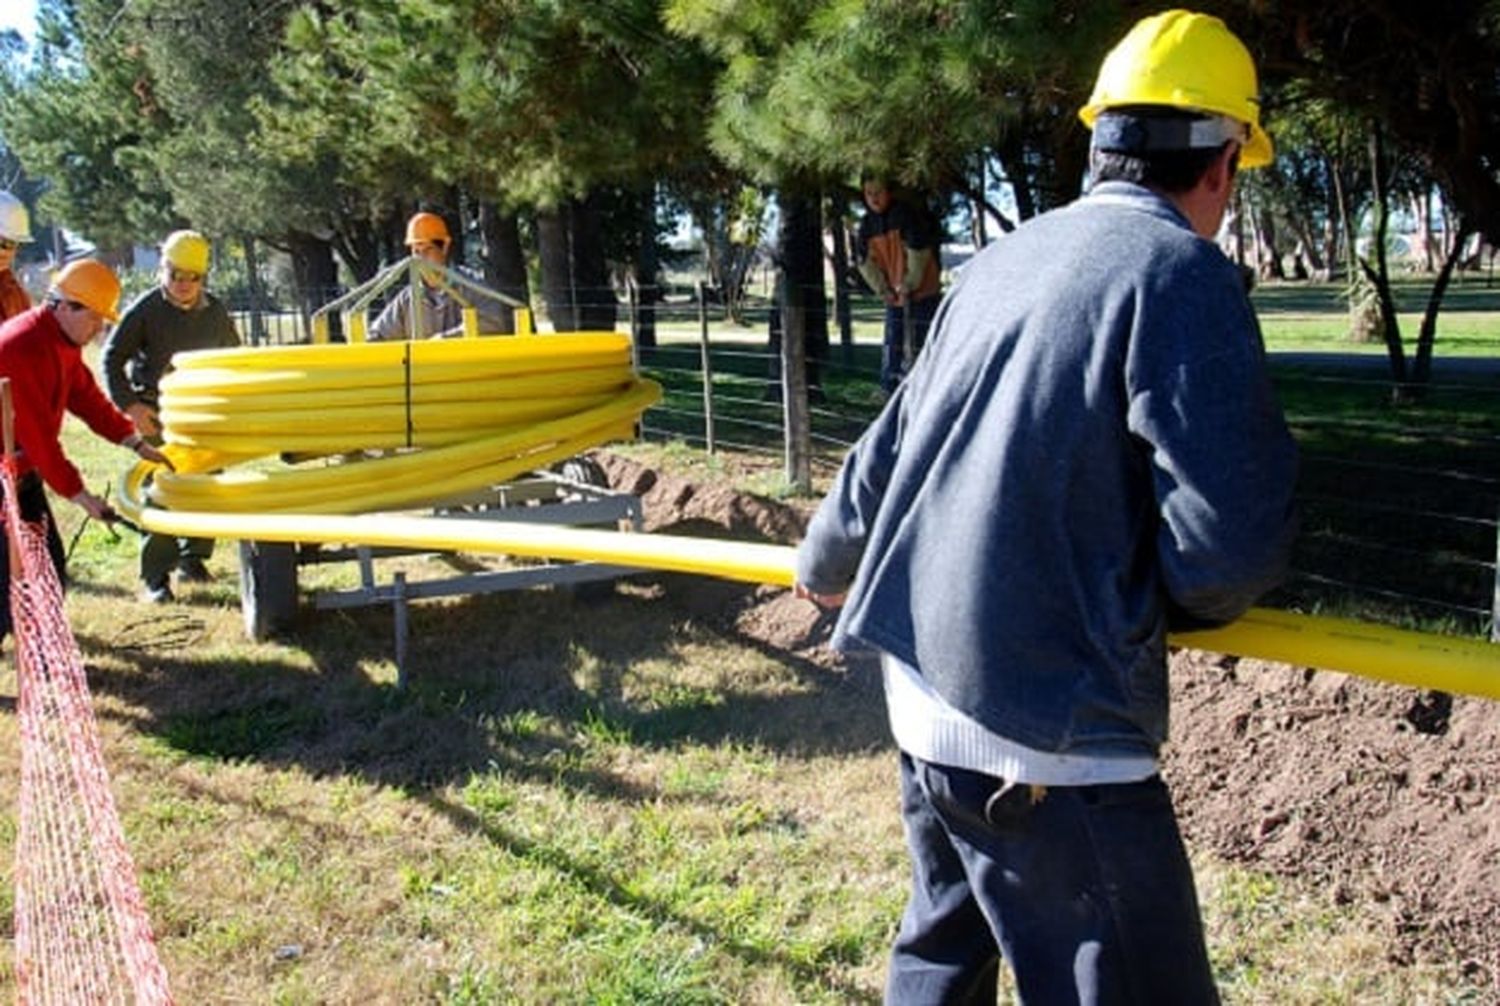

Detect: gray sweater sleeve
1126,260,1299,625
796,385,908,594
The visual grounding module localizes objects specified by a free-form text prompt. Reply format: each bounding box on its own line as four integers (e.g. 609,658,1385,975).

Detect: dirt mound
595,452,825,653
594,452,811,544
1167,651,1500,981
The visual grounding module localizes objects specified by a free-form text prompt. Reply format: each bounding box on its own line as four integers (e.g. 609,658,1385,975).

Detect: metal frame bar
290,473,643,684
310,255,533,343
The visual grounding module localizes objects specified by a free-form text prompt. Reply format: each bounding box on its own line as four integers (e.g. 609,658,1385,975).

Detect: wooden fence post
696,282,716,456
1492,504,1499,642
782,288,812,493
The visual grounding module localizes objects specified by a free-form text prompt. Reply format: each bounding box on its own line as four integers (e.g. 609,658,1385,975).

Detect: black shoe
177,558,213,583
141,579,174,604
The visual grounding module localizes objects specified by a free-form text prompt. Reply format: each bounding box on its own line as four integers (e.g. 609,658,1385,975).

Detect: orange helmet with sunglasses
404,212,451,247
52,258,122,321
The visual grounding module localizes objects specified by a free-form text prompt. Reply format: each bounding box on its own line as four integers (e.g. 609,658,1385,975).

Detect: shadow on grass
74,573,889,1000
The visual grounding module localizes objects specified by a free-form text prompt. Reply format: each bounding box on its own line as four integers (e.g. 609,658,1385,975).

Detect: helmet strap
1092,112,1247,156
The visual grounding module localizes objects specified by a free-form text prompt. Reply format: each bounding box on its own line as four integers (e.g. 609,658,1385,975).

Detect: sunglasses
168,269,204,284
0,239,18,251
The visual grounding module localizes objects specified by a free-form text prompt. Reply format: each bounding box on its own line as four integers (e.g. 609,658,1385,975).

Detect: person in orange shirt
855,177,944,394
0,259,171,642
0,191,34,322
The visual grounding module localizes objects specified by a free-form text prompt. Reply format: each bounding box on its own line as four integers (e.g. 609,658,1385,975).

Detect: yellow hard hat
405,212,451,247
52,258,122,321
162,229,211,273
1078,10,1272,169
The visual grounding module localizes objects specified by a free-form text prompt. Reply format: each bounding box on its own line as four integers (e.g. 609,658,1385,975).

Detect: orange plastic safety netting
5,462,173,1004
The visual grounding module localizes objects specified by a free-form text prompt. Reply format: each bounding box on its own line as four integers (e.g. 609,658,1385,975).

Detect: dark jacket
103,287,240,409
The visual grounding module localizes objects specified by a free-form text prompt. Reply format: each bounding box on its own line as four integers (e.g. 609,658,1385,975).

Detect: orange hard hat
404,212,451,246
52,258,122,321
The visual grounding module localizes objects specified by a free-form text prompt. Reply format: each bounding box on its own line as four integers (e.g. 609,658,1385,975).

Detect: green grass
0,340,1488,1001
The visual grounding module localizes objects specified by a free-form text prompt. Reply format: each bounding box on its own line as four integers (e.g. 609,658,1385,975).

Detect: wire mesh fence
220,279,1500,641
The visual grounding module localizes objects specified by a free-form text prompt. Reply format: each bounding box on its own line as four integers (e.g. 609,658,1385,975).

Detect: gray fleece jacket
797,181,1298,758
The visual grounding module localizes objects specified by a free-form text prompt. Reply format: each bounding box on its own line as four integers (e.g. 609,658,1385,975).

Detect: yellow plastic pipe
1170,610,1500,699
115,464,1500,701
116,331,1500,702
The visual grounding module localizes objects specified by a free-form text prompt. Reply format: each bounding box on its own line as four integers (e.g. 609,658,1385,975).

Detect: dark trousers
886,752,1220,1006
881,295,939,393
0,472,66,642
140,531,213,586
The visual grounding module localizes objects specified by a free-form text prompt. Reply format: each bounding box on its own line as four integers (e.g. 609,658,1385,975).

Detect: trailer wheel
555,456,609,493
239,540,298,640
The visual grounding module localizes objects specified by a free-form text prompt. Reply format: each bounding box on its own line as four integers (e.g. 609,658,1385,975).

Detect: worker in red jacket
0,258,171,640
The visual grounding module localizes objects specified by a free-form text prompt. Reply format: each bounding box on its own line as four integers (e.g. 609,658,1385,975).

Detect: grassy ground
0,378,1488,1001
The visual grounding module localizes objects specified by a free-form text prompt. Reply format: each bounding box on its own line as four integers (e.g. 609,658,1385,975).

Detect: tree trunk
572,193,616,332
333,218,381,284
778,189,828,395
1290,221,1326,276
827,197,853,361
536,207,574,330
996,133,1037,223
477,201,530,334
536,194,617,333
241,234,268,346
444,189,465,266
1230,191,1246,267
286,231,340,341
971,156,989,248
1361,123,1410,390
1417,189,1436,272
1412,219,1474,386
1256,208,1286,280
1323,176,1343,280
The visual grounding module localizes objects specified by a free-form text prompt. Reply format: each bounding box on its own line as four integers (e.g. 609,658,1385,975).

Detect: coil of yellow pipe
148,332,659,514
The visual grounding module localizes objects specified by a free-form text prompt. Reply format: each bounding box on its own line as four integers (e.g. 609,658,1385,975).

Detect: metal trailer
237,458,642,686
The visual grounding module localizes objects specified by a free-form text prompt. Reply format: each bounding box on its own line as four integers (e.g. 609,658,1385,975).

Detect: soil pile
596,452,1500,982
1167,652,1500,981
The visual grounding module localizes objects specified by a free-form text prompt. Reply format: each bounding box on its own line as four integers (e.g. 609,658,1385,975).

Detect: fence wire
228,282,1500,638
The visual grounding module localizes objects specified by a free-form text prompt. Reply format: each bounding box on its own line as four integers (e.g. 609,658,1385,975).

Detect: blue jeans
881,295,939,393
886,753,1219,1006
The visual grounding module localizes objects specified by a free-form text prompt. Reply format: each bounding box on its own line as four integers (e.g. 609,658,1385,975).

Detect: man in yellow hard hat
369,211,506,341
0,191,34,322
102,230,239,603
795,11,1297,1002
0,259,172,640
